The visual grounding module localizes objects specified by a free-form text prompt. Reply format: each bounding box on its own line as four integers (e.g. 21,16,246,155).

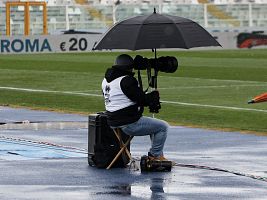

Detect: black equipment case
88,112,130,168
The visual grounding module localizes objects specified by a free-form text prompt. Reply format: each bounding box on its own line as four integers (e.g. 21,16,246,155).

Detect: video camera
133,55,178,113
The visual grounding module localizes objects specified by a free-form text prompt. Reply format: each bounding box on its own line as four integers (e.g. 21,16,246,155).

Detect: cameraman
102,54,170,161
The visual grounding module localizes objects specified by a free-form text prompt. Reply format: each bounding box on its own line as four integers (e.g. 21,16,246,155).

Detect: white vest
102,76,136,112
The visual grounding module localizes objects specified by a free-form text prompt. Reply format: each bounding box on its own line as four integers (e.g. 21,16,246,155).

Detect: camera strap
153,70,158,89
137,69,149,93
147,67,152,88
137,70,145,114
137,70,143,91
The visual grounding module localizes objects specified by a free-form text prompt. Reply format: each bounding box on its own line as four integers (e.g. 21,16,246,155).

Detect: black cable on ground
1,135,267,183
173,162,267,183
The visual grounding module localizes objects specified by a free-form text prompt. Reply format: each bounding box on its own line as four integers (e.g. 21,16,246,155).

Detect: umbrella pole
154,48,158,89
153,48,158,90
153,48,159,118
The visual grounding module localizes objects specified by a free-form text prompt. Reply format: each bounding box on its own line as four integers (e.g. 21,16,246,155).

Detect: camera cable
1,135,267,183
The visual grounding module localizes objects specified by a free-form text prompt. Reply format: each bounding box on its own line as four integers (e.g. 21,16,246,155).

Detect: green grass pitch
0,49,266,134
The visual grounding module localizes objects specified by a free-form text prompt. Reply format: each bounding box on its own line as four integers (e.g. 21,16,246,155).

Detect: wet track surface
0,106,267,200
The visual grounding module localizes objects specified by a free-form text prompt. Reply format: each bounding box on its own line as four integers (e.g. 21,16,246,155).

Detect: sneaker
148,152,175,165
148,152,168,161
148,155,168,161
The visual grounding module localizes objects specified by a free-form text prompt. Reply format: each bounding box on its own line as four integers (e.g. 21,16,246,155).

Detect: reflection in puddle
96,185,131,196
96,178,166,199
150,178,165,193
132,178,166,200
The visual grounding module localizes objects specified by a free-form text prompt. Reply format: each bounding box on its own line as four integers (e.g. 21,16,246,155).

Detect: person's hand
150,90,160,101
149,90,161,113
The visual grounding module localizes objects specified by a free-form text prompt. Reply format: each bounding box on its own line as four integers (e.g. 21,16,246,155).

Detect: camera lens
156,56,178,73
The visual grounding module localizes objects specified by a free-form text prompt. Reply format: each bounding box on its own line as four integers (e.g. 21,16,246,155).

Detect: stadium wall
0,34,101,54
0,31,266,54
213,32,237,49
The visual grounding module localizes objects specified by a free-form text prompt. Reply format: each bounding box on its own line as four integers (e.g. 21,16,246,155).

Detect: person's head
112,54,134,72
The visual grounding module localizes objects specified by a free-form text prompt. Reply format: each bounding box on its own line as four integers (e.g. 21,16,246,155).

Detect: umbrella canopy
93,9,221,50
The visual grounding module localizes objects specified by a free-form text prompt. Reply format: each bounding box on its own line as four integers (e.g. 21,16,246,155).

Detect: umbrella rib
121,14,152,50
121,21,193,25
133,24,153,50
174,23,189,49
162,14,189,49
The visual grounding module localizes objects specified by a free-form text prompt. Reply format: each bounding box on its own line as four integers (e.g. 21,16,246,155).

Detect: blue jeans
117,116,169,157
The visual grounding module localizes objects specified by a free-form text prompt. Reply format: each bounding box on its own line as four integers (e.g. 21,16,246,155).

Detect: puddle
0,139,87,161
0,120,88,160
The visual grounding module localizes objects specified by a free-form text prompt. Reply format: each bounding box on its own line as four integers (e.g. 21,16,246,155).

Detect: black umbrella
93,9,221,50
93,9,221,87
94,9,221,113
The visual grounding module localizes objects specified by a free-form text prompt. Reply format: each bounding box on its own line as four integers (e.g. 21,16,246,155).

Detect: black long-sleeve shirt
103,67,154,126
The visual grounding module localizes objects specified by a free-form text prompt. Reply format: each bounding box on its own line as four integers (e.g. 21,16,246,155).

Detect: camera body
133,55,178,113
133,55,178,73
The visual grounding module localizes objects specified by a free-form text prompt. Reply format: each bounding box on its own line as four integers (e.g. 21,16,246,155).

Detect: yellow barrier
6,1,47,36
75,0,113,26
198,0,240,27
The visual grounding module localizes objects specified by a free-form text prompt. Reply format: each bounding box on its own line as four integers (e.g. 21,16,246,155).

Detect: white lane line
0,118,18,124
70,90,101,92
161,100,267,113
1,86,266,113
159,84,267,89
0,86,102,97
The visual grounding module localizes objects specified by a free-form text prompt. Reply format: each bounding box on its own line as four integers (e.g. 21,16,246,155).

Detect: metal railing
0,3,267,35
